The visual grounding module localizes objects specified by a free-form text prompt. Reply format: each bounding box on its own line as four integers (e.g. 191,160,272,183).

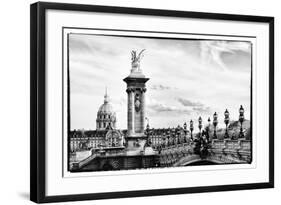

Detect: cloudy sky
69,33,252,130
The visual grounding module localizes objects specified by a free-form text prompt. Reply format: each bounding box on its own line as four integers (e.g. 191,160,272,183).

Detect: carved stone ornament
135,93,141,112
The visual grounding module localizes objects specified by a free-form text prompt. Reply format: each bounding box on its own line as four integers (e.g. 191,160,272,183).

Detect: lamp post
190,120,194,140
213,112,218,139
145,123,151,146
224,109,230,139
167,135,170,147
183,122,187,143
206,117,211,142
198,117,202,138
239,105,245,138
146,123,150,133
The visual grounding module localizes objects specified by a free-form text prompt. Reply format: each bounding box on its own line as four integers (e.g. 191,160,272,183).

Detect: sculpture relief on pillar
135,92,141,112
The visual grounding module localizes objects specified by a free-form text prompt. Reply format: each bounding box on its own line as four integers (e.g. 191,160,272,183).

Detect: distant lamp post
206,117,211,141
239,105,245,138
208,117,211,126
183,122,187,131
198,117,202,137
213,112,218,139
167,135,170,147
167,129,171,147
190,120,194,140
224,109,230,139
146,123,150,131
183,122,187,143
145,123,150,136
145,123,150,146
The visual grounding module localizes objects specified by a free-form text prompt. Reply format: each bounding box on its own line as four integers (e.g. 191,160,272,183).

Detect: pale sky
69,33,252,130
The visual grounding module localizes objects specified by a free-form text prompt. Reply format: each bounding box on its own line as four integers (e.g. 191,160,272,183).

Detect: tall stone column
140,88,146,132
123,49,149,142
127,88,135,136
131,90,135,134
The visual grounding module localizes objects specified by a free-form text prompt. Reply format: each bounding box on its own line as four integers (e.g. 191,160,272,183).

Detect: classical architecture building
69,89,120,153
96,89,116,130
146,125,191,150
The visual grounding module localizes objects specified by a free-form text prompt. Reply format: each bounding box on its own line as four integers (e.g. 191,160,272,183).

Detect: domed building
96,89,116,130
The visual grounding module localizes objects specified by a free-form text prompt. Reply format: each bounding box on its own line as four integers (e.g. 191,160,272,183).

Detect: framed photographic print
30,2,274,203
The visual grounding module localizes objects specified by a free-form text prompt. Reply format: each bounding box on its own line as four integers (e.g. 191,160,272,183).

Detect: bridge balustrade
211,140,226,149
224,140,240,150
240,140,251,150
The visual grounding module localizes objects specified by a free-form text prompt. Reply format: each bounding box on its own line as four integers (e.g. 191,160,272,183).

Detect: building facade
69,128,125,153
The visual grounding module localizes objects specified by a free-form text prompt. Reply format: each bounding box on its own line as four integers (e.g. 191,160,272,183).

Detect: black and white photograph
68,32,252,172
28,2,274,203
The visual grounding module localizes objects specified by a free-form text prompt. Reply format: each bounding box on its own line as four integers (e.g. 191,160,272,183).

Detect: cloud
177,97,204,107
71,79,95,95
111,97,126,106
192,106,211,113
69,33,251,129
150,84,177,90
147,102,191,115
176,97,212,114
69,34,121,56
200,41,251,71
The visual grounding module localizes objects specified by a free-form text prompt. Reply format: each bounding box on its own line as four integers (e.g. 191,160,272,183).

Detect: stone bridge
159,139,252,167
71,139,251,171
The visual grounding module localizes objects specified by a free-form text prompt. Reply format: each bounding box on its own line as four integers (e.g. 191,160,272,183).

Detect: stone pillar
127,89,132,135
127,88,135,136
141,88,146,132
131,90,135,134
124,76,149,138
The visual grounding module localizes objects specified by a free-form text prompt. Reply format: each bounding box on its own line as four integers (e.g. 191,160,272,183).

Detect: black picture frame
30,2,274,203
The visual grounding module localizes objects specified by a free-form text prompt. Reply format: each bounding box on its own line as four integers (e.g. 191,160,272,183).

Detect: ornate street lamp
167,135,170,147
224,109,230,139
239,105,245,138
213,112,218,139
206,117,211,142
146,123,150,133
190,120,194,140
145,123,151,147
183,122,187,143
208,117,211,126
146,123,150,137
183,122,187,130
198,117,202,138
